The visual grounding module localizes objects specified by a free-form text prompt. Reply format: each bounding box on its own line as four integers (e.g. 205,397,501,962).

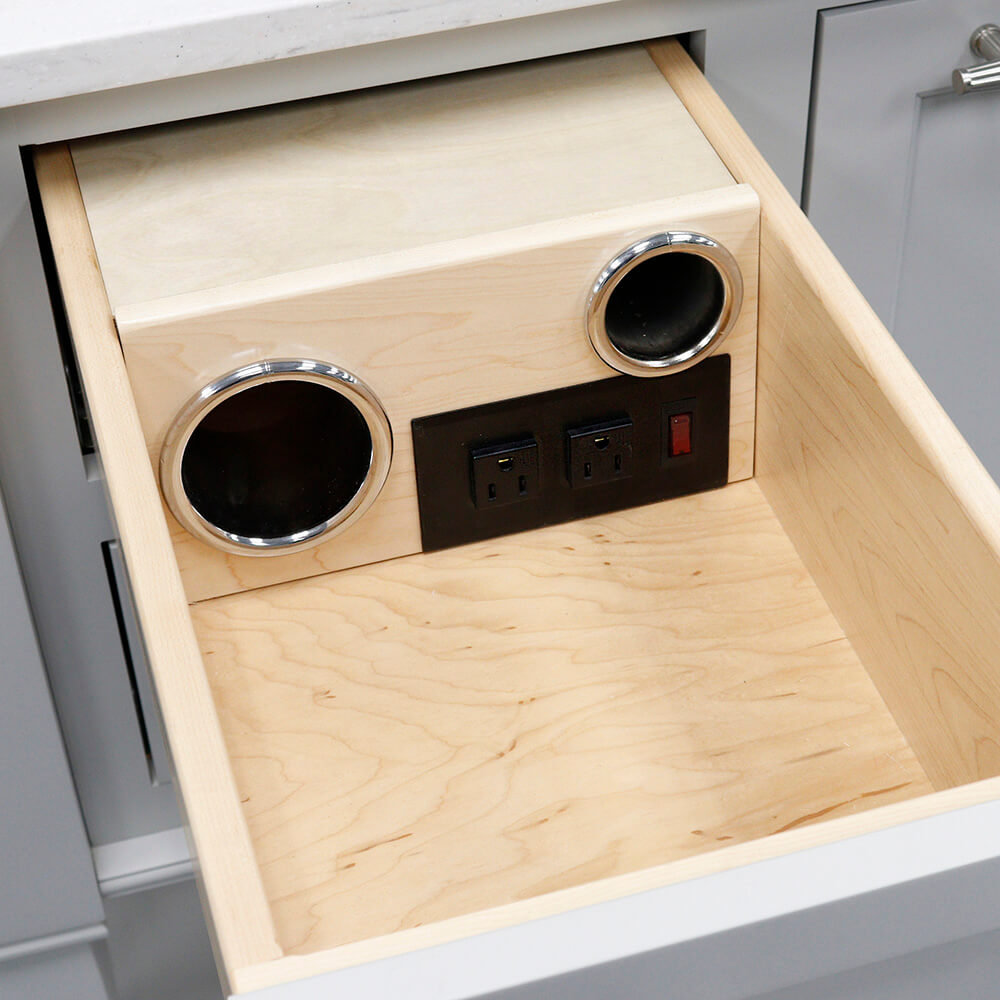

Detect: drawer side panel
32,143,282,988
646,39,1000,790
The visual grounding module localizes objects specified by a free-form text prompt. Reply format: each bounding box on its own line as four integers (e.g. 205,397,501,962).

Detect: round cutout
587,232,743,377
160,360,392,555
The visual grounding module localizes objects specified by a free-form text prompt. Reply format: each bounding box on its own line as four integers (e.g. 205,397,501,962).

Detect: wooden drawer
31,38,1000,998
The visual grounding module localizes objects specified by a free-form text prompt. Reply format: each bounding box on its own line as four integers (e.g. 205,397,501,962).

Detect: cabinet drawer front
32,39,1000,998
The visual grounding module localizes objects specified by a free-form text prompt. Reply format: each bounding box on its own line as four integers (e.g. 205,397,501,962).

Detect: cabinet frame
29,37,1000,996
6,6,1000,1000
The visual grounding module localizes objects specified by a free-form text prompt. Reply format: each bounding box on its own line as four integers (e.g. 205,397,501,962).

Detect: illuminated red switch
668,413,692,457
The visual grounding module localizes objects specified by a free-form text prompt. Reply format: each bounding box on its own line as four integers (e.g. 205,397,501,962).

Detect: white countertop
1,0,614,109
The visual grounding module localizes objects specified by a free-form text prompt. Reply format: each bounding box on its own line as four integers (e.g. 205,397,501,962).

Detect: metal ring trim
159,359,393,556
586,232,744,378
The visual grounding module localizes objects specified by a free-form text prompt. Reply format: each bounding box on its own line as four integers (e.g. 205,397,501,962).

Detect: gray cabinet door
808,0,1000,477
0,486,103,947
0,147,182,852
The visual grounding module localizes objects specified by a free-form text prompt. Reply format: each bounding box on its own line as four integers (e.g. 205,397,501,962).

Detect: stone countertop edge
1,0,622,109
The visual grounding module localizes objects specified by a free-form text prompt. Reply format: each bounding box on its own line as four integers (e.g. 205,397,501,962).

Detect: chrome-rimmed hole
159,359,392,556
586,232,743,378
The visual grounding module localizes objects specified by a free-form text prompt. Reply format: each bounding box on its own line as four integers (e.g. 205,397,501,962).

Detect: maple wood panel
193,483,931,955
71,45,735,308
117,188,758,602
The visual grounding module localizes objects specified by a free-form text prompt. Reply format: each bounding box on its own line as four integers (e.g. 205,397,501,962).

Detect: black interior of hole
181,379,373,542
604,251,725,362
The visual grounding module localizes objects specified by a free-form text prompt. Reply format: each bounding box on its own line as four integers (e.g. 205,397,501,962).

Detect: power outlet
411,359,730,552
471,438,539,509
566,417,633,488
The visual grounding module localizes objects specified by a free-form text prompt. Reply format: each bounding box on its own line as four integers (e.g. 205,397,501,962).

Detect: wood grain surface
68,43,757,603
647,39,1000,790
70,45,734,309
116,186,759,602
193,482,931,956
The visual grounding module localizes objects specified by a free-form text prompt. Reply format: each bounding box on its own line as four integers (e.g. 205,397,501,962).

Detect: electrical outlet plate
411,355,731,552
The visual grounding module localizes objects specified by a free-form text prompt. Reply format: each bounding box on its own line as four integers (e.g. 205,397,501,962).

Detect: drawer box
32,38,1000,997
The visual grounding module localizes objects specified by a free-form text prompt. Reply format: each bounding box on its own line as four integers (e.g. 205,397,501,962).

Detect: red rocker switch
668,413,693,457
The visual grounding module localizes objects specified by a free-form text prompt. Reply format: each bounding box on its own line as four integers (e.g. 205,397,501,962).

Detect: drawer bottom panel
191,479,931,956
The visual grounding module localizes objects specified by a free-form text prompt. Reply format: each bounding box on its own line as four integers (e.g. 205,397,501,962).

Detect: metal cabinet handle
953,23,1000,94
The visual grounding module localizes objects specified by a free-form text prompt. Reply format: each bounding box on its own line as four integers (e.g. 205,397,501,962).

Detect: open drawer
31,38,1000,998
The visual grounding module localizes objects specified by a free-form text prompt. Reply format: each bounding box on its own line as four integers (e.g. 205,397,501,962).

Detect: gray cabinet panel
0,486,103,945
808,0,1000,477
892,90,1000,474
0,943,110,1000
703,0,819,200
0,144,180,846
752,928,1000,1000
104,881,220,1000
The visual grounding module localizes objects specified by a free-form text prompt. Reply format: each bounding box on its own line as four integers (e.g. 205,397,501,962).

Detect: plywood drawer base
194,480,931,955
31,37,1000,999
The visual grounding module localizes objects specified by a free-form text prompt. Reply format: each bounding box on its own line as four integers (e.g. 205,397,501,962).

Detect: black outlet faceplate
412,354,730,552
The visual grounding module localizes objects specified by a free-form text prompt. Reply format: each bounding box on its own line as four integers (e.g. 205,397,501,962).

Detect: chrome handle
953,23,1000,94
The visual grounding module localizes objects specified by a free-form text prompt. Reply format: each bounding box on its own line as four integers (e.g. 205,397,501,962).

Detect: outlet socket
471,438,539,509
566,417,633,488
